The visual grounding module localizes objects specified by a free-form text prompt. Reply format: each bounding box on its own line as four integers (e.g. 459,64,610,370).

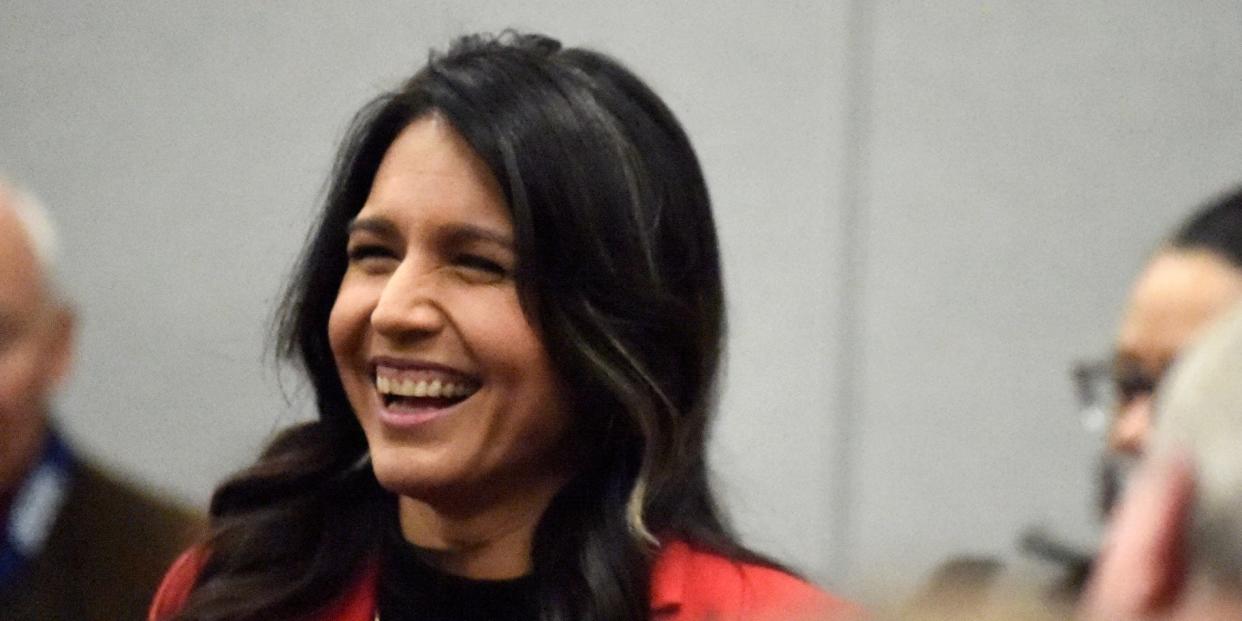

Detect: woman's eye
456,254,509,278
346,244,397,264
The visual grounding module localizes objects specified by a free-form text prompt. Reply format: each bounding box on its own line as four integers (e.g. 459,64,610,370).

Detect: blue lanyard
0,433,73,590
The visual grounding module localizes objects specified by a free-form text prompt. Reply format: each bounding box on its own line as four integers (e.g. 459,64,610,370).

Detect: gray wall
3,0,1241,608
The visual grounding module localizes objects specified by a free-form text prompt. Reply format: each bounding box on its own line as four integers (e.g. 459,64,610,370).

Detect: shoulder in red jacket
147,549,378,621
650,540,862,621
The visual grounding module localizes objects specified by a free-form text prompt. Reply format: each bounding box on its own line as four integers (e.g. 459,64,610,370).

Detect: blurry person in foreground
0,179,201,621
1080,300,1242,620
912,187,1242,619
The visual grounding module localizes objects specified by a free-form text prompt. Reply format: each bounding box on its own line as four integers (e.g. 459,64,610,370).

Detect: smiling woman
147,32,859,621
332,118,577,577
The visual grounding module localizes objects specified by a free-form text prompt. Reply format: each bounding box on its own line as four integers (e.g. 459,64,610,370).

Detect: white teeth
376,375,476,399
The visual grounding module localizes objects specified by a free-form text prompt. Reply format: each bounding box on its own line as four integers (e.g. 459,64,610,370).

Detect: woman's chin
373,466,438,497
370,456,470,503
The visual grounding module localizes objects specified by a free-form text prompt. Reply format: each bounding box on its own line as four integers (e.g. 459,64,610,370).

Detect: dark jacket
0,460,203,621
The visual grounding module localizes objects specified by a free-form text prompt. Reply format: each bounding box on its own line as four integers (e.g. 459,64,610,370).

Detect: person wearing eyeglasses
1084,186,1242,514
909,186,1242,620
1080,300,1242,621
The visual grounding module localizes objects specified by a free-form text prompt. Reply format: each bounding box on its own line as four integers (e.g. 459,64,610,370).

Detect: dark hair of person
167,32,779,621
1170,186,1242,268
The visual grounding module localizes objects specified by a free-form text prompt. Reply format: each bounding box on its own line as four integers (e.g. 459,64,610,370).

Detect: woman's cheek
328,277,374,356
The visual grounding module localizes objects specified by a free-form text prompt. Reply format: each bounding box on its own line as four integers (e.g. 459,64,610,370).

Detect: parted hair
166,31,773,621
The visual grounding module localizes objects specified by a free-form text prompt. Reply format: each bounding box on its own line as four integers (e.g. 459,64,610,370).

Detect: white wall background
3,0,1242,610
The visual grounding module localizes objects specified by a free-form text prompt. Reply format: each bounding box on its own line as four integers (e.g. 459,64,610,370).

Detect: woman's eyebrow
347,216,513,249
441,223,514,249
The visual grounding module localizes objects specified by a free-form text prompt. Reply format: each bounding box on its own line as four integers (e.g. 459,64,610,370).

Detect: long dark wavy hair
168,32,774,621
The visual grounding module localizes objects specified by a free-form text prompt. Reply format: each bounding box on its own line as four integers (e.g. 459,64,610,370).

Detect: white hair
0,177,65,302
1154,301,1242,588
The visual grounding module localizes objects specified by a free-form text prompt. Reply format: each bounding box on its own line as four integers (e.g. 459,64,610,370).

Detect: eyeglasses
1072,358,1162,436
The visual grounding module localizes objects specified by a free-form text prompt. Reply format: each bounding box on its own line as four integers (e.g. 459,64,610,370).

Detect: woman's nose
370,262,445,341
1108,395,1153,457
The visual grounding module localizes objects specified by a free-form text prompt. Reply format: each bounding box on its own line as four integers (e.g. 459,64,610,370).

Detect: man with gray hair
0,180,200,620
1080,301,1242,620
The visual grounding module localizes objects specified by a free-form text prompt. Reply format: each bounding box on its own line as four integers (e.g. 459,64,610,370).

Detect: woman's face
328,116,573,505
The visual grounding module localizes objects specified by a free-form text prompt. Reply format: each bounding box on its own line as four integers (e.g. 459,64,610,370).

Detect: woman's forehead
360,119,509,231
372,119,498,194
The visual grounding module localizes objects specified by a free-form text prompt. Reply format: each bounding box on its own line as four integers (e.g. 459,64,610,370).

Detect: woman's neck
396,477,565,580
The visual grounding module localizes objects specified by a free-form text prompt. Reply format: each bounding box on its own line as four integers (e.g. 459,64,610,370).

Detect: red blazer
149,540,860,621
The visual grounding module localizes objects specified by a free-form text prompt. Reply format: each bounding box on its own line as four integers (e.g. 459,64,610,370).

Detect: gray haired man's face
0,196,72,491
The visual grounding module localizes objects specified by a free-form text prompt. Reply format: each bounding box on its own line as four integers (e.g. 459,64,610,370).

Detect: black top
378,520,539,621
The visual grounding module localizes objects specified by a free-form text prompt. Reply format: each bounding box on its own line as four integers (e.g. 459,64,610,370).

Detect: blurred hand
1077,452,1195,620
